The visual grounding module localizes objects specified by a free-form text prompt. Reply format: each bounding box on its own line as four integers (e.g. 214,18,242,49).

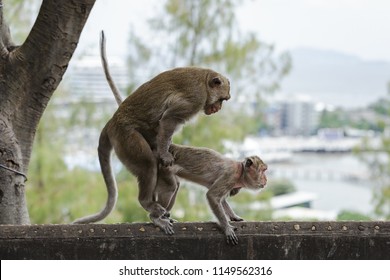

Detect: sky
76,0,390,62
237,0,390,62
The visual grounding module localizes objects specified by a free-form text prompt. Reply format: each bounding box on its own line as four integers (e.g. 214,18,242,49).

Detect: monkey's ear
245,158,253,168
209,77,222,87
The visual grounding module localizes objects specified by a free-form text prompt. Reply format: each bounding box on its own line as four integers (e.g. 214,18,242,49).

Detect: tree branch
0,0,14,57
17,0,95,92
9,0,96,169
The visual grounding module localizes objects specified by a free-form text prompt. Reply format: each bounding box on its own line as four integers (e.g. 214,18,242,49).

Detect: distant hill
280,48,390,108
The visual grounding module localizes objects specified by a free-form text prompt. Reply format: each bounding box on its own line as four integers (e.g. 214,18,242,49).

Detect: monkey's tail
72,129,118,224
100,30,123,106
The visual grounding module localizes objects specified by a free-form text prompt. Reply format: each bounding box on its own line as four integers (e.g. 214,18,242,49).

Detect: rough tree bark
0,0,96,224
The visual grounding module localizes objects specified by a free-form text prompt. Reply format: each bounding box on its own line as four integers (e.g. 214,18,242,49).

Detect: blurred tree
0,0,95,224
319,106,383,132
1,0,102,224
127,0,291,148
268,179,296,196
27,96,151,224
369,97,390,116
318,108,348,129
2,0,40,43
357,83,390,219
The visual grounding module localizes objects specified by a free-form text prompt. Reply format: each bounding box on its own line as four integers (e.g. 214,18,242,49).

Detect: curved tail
100,30,123,105
73,127,118,224
72,31,123,224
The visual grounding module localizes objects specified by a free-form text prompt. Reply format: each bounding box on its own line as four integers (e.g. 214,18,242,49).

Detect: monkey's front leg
222,199,244,222
156,115,177,166
148,186,175,235
157,104,191,167
206,190,239,245
155,166,180,224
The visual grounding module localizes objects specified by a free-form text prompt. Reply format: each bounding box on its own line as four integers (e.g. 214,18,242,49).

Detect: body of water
271,153,375,216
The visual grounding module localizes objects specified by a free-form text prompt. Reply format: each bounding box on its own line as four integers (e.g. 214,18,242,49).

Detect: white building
266,95,320,136
64,56,129,103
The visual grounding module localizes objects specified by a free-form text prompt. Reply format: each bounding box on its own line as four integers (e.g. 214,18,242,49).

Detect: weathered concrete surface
0,221,389,260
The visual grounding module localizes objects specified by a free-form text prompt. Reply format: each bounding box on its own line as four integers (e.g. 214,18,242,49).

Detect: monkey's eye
212,77,222,85
209,77,223,88
245,159,253,168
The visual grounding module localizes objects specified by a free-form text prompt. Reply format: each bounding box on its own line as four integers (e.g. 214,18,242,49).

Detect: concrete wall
1,221,389,259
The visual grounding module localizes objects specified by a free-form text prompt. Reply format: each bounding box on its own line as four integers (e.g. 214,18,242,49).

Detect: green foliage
170,184,212,221
337,210,372,221
267,179,296,196
319,106,385,132
318,108,348,129
25,84,168,224
3,0,40,43
128,0,290,147
150,0,236,66
27,100,97,223
174,108,257,151
369,98,390,117
114,170,150,223
356,89,390,220
373,183,390,219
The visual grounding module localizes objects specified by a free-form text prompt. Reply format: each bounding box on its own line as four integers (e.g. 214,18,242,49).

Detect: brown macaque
73,31,231,235
156,144,268,245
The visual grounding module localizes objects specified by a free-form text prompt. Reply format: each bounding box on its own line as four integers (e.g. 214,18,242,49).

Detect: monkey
73,31,231,235
155,144,268,245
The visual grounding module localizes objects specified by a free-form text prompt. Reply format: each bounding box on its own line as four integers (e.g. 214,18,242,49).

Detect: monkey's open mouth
205,105,219,115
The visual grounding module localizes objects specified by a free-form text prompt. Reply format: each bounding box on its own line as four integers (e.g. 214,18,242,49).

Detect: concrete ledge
1,221,389,259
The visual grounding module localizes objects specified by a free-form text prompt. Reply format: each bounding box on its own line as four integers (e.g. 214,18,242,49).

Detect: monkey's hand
225,225,239,245
159,151,174,167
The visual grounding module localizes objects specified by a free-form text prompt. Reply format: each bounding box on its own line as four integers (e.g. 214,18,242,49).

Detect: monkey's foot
225,226,239,245
150,215,175,235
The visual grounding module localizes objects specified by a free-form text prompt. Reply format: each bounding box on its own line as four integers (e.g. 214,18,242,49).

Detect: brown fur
156,144,268,245
73,32,230,235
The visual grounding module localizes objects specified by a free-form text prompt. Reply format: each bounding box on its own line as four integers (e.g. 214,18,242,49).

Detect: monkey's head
204,74,231,115
242,156,268,190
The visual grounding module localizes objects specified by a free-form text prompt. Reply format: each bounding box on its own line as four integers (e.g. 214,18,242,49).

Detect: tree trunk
0,0,96,224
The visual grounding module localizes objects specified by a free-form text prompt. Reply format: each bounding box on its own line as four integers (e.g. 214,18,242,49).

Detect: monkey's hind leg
162,177,180,223
114,129,174,235
149,213,174,235
137,173,175,235
155,166,180,224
